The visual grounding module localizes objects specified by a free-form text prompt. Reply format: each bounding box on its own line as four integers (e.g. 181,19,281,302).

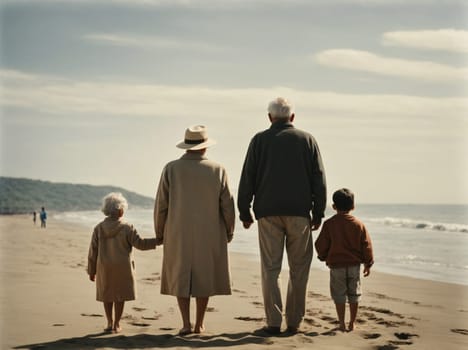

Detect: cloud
315,49,468,82
1,69,467,121
3,0,460,6
383,29,468,53
83,33,226,52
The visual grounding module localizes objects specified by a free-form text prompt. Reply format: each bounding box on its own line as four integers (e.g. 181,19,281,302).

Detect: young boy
314,188,374,332
87,192,157,333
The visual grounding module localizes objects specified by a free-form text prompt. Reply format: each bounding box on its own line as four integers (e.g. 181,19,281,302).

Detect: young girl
87,192,157,333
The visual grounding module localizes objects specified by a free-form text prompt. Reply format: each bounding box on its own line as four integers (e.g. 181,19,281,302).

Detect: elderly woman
154,125,235,335
87,192,157,333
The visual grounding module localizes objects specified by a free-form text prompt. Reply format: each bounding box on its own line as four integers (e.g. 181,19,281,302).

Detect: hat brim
176,139,217,150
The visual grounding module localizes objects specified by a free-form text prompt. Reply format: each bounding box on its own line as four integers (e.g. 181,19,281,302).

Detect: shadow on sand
14,331,276,349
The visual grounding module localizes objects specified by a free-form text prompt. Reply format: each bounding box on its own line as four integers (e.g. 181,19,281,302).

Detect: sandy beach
1,215,467,349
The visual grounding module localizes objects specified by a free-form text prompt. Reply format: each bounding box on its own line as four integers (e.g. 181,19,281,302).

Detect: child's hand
89,274,96,282
363,266,371,277
156,237,164,246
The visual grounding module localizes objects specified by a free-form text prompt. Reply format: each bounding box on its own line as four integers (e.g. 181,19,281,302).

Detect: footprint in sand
319,315,339,325
132,307,147,312
121,314,138,322
141,276,161,283
69,262,85,269
81,313,103,317
235,316,264,322
52,323,65,327
376,345,399,350
307,292,330,301
451,328,468,336
361,311,378,320
361,332,381,339
390,340,413,346
142,312,162,320
356,317,367,324
232,288,247,294
206,307,218,312
361,311,413,327
361,306,405,319
130,321,151,327
377,319,413,328
394,332,419,340
303,317,322,328
321,329,337,336
295,334,315,343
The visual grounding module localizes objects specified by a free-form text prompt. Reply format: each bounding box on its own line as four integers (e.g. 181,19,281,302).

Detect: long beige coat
87,218,157,302
154,152,235,297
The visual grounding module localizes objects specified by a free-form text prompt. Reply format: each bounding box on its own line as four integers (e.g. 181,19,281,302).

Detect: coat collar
180,152,208,161
270,121,294,130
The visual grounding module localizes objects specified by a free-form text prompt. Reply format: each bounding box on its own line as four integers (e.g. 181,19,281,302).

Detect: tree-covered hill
0,177,154,214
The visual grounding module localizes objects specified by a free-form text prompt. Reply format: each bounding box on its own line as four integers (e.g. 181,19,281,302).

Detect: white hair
268,97,294,120
101,192,128,217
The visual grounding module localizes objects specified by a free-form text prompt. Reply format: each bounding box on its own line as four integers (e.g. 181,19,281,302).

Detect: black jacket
238,121,327,222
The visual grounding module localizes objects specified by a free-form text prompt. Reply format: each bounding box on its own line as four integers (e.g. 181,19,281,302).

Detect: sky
0,0,467,204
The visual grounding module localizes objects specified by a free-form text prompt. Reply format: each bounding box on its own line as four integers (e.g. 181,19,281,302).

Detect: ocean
54,204,468,286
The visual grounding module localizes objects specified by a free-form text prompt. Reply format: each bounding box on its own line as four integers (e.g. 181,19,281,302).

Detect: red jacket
315,213,374,268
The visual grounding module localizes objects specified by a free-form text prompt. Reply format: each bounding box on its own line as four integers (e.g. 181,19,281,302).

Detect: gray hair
101,192,128,217
268,97,294,120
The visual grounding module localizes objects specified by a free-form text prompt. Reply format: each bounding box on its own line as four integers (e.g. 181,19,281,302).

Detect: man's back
238,121,326,222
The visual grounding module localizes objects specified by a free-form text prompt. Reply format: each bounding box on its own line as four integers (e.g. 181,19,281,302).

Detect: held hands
363,265,371,277
242,221,253,229
89,274,95,282
310,218,322,231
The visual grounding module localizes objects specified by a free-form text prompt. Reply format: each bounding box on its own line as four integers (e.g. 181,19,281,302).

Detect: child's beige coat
87,218,156,301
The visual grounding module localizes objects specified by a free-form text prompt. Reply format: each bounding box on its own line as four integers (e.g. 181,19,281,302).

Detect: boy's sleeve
361,225,374,267
128,226,157,250
87,228,98,276
314,223,330,262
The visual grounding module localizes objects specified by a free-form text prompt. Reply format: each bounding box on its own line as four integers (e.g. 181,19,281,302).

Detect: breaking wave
364,217,468,233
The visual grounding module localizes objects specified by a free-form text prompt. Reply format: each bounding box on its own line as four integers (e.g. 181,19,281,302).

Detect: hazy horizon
1,0,467,204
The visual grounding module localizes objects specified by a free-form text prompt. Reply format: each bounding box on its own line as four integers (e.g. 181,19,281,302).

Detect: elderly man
154,125,235,336
238,97,327,335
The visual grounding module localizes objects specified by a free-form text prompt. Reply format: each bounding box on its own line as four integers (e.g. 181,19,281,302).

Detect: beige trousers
258,216,312,328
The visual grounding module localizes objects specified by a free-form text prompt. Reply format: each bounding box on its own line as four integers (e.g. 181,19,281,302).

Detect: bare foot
113,324,122,333
339,323,346,332
194,325,205,334
178,326,192,336
348,322,355,332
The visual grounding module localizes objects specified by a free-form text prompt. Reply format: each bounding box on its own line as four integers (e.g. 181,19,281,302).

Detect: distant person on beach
87,192,157,333
154,125,235,335
314,188,374,332
237,97,327,335
40,207,47,228
33,211,37,225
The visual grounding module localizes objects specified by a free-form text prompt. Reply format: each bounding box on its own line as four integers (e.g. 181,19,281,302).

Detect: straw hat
176,125,217,150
